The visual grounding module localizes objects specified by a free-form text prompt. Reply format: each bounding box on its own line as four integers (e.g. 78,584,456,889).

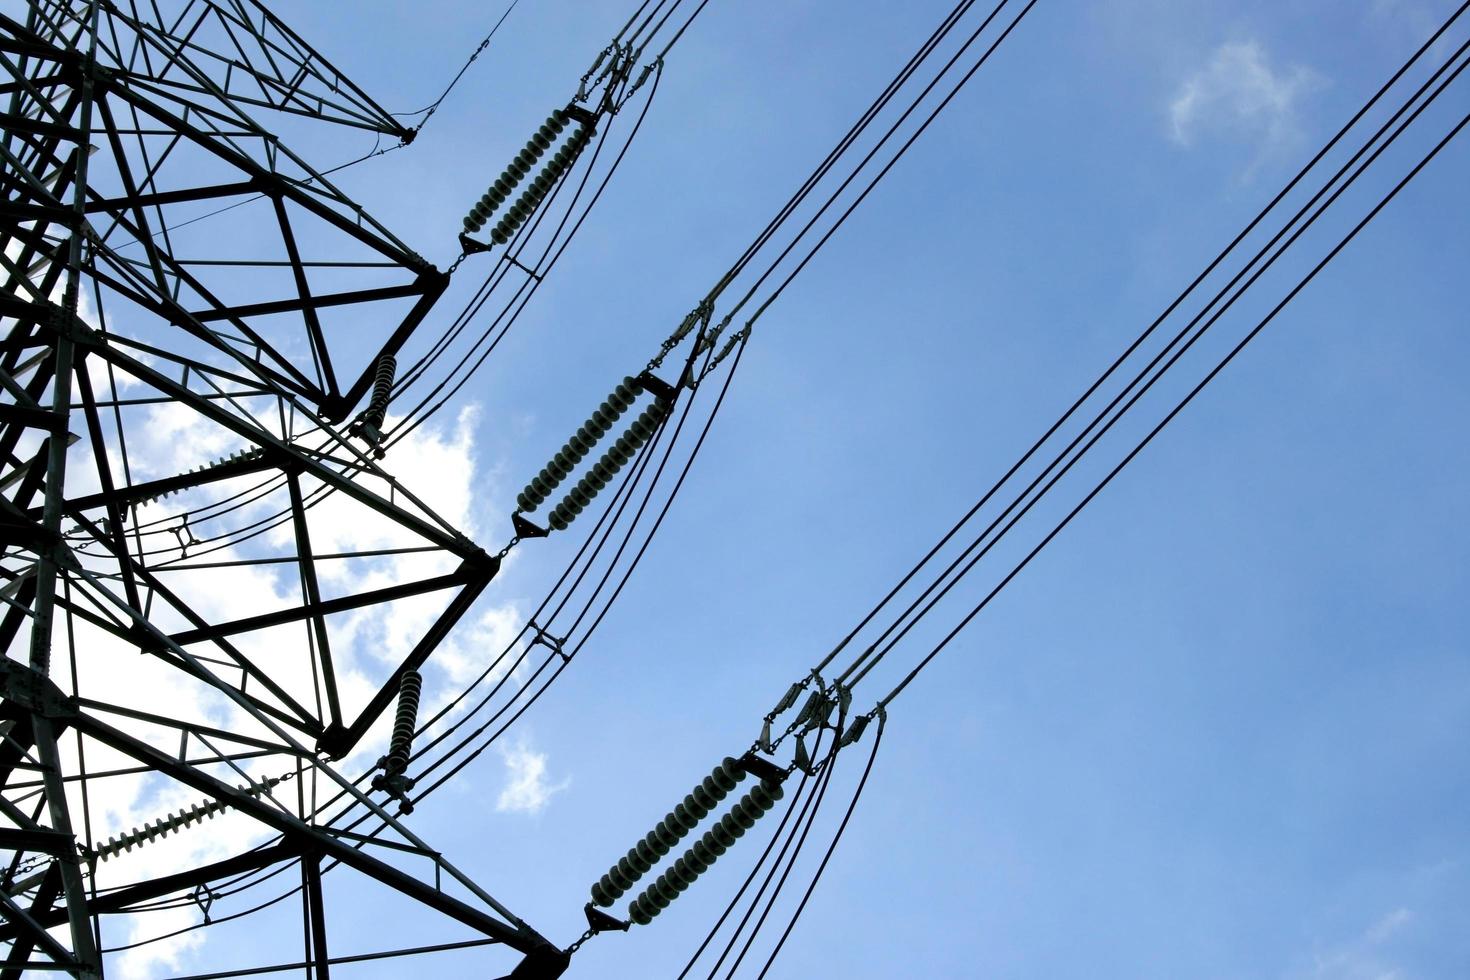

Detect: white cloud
1290,907,1414,980
16,391,517,977
1168,40,1323,164
494,737,568,815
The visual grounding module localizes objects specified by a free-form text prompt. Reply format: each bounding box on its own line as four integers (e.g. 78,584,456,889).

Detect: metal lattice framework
0,2,566,976
7,0,1466,975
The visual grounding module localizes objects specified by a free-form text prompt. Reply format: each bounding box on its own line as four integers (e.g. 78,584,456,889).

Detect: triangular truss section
28,0,411,136
0,662,551,975
2,8,447,422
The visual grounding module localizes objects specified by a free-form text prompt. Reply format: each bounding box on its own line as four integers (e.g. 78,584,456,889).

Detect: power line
393,0,521,128
742,1,1470,736
876,102,1470,709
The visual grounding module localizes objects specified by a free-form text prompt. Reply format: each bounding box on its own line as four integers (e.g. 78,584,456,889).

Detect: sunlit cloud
1168,40,1323,170
494,737,569,815
54,401,508,978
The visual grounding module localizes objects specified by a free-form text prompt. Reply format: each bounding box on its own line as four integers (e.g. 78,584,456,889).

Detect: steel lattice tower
0,2,563,975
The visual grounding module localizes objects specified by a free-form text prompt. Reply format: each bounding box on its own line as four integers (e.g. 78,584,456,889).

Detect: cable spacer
528,621,569,662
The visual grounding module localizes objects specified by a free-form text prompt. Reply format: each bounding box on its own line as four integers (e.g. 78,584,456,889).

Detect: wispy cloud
1371,0,1440,42
1168,40,1323,169
495,737,569,815
1363,907,1412,945
1289,907,1414,980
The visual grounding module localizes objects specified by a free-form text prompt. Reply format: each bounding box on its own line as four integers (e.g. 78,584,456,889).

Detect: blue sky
290,0,1470,976
45,0,1468,976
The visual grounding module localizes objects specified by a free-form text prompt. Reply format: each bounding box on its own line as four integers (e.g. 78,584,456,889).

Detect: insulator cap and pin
95,775,286,861
589,757,744,908
546,398,668,531
587,755,789,927
461,106,597,248
371,668,422,813
513,371,674,535
625,776,785,926
350,353,398,458
488,124,593,246
585,758,746,910
138,447,267,506
517,377,640,513
463,109,567,235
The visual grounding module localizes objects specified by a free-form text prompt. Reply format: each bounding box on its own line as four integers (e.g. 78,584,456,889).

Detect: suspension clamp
369,760,415,814
792,733,815,775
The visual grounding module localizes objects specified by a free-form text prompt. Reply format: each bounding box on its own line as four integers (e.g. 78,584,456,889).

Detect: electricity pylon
1,2,562,975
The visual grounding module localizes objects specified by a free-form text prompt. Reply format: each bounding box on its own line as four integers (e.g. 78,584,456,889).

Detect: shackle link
757,676,811,752
695,311,735,357
578,45,613,102
578,41,625,103
648,301,711,371
702,324,750,377
619,57,661,106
